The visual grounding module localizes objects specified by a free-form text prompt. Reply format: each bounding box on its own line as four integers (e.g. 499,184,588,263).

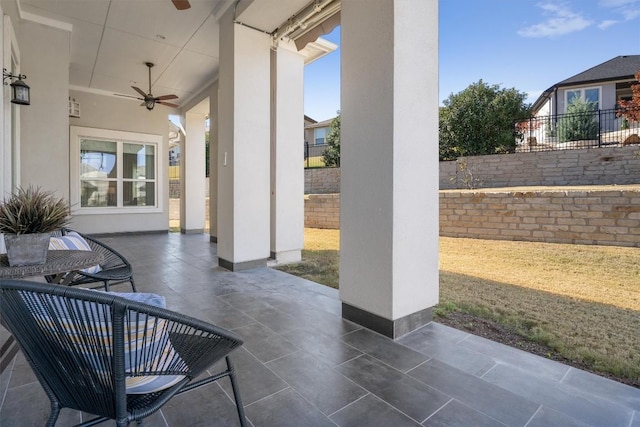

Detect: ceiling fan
116,62,179,111
171,0,191,10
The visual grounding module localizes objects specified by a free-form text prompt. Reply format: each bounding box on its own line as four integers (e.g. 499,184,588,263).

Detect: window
71,127,162,214
565,87,600,110
315,127,327,145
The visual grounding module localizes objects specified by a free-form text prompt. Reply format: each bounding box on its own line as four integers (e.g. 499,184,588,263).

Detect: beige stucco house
1,0,440,338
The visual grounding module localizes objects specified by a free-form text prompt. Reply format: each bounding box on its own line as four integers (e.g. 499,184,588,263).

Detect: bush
557,97,598,142
322,113,341,167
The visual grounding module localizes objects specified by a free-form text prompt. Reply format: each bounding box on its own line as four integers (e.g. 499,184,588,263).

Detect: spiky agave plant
0,186,71,235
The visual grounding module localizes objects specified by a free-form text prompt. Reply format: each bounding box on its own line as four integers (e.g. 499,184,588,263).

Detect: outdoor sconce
3,68,30,105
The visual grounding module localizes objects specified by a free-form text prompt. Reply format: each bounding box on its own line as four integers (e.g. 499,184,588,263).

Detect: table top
0,250,104,279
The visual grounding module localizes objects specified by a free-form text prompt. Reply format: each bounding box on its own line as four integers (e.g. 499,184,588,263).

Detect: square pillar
217,9,271,271
180,111,207,234
209,82,219,242
340,0,439,338
270,41,304,264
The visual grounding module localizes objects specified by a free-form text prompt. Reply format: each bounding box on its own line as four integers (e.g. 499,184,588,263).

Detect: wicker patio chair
0,279,247,427
46,228,136,292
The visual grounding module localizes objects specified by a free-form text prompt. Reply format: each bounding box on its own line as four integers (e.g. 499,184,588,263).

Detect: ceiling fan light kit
116,62,180,111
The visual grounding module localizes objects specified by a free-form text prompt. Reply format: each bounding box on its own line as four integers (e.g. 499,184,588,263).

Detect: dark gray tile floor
1,232,639,426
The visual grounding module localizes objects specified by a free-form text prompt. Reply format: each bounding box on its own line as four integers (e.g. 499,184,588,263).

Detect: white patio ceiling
17,0,334,107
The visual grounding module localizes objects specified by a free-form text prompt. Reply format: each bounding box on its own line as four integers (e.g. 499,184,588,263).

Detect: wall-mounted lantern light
3,68,30,105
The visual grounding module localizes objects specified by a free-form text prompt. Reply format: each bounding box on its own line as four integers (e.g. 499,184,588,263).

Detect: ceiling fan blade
171,0,191,10
157,101,180,108
114,93,143,100
155,94,179,101
131,86,148,98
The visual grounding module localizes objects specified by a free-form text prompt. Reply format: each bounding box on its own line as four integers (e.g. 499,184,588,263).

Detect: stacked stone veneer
440,146,640,189
304,187,640,247
305,194,340,229
440,187,640,247
304,146,640,193
305,168,341,194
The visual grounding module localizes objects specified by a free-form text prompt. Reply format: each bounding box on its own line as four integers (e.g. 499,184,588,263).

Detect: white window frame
70,126,163,215
564,86,601,111
315,127,328,145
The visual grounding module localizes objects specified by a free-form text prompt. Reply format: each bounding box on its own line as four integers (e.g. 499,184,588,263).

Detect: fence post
598,109,602,147
304,141,309,168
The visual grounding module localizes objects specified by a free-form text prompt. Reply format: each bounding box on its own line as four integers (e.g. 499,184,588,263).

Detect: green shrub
557,97,598,142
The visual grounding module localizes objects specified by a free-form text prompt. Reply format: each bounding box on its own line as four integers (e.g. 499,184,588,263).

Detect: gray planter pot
4,232,51,266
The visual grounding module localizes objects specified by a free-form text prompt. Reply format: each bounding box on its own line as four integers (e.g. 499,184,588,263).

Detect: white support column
340,0,439,338
217,8,271,271
209,82,219,242
180,111,207,234
270,40,304,264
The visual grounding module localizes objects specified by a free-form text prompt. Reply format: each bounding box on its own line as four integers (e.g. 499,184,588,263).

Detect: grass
275,228,640,386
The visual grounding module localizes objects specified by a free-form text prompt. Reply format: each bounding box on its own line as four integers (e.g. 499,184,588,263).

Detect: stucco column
209,82,219,242
217,9,271,270
340,0,439,338
270,41,304,263
180,111,207,234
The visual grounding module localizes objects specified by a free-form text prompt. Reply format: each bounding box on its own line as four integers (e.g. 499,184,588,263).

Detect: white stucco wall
270,41,304,262
18,21,70,198
68,90,171,234
217,9,272,265
340,0,439,322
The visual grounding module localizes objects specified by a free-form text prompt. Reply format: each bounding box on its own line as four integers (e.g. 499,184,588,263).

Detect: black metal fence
516,107,640,153
304,142,331,168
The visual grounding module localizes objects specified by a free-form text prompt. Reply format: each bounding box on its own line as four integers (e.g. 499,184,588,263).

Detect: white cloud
598,0,638,7
598,19,618,29
598,0,640,22
518,3,593,38
622,8,640,20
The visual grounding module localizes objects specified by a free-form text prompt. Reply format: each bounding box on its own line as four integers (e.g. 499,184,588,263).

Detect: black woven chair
0,279,247,427
46,229,136,292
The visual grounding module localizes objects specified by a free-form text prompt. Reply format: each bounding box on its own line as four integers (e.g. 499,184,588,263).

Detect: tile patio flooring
1,232,639,426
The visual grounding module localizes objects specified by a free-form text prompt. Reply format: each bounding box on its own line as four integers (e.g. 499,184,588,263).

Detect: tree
617,70,640,123
439,80,530,160
557,97,598,142
322,112,341,167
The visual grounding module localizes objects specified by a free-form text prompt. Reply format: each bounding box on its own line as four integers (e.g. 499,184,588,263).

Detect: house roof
555,55,640,87
531,55,640,113
305,117,335,129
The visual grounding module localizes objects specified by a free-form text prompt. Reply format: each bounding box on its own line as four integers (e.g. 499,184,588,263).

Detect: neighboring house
532,55,640,117
523,55,640,150
304,116,335,146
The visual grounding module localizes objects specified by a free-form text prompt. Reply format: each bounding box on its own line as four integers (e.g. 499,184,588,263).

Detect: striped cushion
49,232,102,274
25,291,186,394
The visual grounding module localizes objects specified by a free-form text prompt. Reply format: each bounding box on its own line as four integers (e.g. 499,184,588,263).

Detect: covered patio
2,233,639,426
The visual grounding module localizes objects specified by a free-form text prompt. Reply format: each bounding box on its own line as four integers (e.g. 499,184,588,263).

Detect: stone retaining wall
304,194,340,229
305,168,341,194
304,187,640,247
440,146,640,189
441,187,640,247
304,146,640,193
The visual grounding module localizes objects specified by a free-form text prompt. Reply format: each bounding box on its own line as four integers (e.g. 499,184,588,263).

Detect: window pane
566,90,580,106
80,139,117,179
315,128,326,145
123,144,155,179
585,88,599,108
123,181,155,206
81,180,117,207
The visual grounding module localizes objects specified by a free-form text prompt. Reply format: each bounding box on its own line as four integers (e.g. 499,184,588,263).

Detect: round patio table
0,250,104,284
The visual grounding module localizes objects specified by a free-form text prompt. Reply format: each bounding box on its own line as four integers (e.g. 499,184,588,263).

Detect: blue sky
304,0,640,122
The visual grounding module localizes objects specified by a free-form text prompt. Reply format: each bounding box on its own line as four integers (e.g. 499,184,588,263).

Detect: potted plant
0,186,71,266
